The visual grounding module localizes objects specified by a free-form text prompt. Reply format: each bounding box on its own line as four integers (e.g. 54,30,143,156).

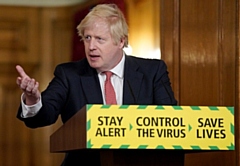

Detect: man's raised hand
16,65,40,105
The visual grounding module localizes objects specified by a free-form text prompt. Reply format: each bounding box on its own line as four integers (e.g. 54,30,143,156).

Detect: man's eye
84,36,91,40
97,37,105,43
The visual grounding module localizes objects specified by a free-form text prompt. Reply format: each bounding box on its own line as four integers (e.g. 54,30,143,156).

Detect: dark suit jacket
17,55,177,165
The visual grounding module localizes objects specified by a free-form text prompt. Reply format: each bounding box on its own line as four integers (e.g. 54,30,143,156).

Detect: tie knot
104,71,113,80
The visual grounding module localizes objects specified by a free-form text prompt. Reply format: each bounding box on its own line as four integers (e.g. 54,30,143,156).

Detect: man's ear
119,38,125,49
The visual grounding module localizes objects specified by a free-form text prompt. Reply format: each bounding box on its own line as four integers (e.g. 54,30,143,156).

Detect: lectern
50,105,234,165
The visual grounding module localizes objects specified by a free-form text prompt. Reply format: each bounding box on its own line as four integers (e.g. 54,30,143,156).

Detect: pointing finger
16,65,28,78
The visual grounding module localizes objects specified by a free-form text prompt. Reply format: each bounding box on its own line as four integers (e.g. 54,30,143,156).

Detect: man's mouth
89,54,100,60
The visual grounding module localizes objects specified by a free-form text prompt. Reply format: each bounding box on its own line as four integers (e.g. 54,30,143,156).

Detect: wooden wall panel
181,0,218,105
0,6,40,65
161,0,238,165
220,0,237,106
180,0,220,105
161,0,180,101
0,4,86,165
180,0,236,106
237,0,240,164
0,6,40,166
125,0,160,59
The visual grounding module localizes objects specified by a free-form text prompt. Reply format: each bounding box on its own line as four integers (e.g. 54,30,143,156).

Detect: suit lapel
80,65,103,104
123,56,143,104
79,56,143,105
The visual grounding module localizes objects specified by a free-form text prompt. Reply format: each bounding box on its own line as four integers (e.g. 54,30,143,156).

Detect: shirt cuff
21,93,42,118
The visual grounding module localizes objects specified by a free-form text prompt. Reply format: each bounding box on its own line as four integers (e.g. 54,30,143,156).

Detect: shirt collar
97,53,125,78
110,54,125,78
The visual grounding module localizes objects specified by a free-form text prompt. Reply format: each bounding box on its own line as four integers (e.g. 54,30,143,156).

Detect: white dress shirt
98,55,125,105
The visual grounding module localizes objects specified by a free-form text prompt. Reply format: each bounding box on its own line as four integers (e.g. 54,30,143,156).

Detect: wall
125,0,160,59
0,0,86,6
161,0,238,165
0,3,93,165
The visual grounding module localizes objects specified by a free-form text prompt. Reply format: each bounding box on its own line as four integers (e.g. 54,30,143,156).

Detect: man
16,3,177,165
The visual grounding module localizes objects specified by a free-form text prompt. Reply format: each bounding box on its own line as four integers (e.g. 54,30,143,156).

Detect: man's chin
89,62,101,70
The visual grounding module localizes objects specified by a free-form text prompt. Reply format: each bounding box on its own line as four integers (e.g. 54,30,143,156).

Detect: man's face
83,19,124,72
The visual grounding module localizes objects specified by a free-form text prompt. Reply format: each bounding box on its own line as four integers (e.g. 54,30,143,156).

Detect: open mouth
89,54,100,61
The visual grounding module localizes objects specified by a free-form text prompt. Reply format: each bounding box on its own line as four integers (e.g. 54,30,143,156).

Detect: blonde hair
77,4,128,47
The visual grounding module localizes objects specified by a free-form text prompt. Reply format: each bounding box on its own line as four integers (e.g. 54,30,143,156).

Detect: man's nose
89,39,96,50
